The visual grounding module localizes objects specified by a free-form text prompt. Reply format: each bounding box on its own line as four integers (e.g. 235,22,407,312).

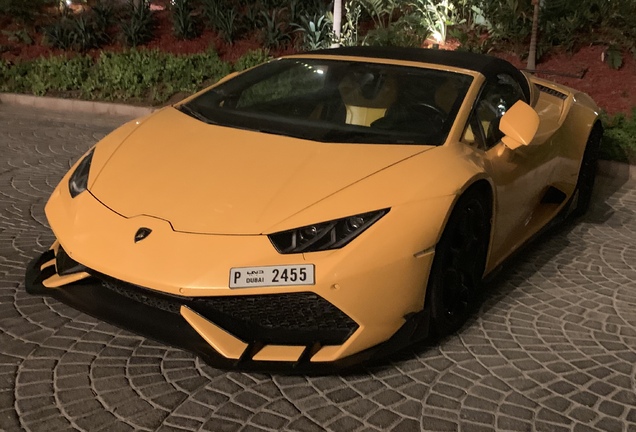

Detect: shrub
155,50,231,100
334,1,362,47
408,0,456,44
363,13,427,47
83,50,151,100
92,0,116,41
293,14,332,50
17,55,92,96
233,49,271,71
80,49,231,102
2,29,33,45
239,6,263,33
295,0,327,18
172,0,200,40
480,0,532,49
201,0,237,43
260,9,292,49
44,11,109,52
216,7,238,44
0,48,233,104
72,15,104,51
0,0,53,24
0,59,10,91
449,0,636,57
44,18,78,51
121,0,154,47
601,109,636,164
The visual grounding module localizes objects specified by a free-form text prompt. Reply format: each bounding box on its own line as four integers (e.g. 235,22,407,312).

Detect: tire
426,187,491,338
571,122,603,218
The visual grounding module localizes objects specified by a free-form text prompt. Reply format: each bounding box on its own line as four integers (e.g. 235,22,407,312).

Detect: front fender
269,143,492,251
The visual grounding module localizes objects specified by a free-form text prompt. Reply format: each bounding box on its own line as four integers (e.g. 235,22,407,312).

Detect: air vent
536,84,567,100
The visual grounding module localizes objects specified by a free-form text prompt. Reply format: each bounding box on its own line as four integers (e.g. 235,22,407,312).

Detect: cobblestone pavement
1,104,636,432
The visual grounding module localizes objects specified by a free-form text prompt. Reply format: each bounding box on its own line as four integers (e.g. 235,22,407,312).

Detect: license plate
229,264,315,288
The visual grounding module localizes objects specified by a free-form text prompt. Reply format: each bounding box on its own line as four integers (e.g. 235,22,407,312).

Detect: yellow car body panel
26,47,601,370
88,107,430,234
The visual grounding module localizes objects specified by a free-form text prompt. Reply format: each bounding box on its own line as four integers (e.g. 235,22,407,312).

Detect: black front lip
25,250,430,374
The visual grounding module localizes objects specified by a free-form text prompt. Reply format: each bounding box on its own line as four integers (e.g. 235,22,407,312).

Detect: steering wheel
412,102,446,125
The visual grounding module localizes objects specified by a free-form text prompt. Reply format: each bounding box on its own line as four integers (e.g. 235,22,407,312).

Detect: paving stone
570,391,599,407
372,389,403,406
569,406,598,423
598,399,625,417
588,381,615,397
459,408,494,425
459,423,495,432
250,412,288,430
326,387,360,404
342,398,378,418
393,418,421,432
201,418,242,432
497,415,532,431
573,424,599,432
264,399,300,417
534,421,570,432
393,400,421,418
420,415,458,431
163,415,204,430
596,416,625,432
365,408,399,429
327,416,363,431
431,382,466,401
287,416,324,432
428,392,463,411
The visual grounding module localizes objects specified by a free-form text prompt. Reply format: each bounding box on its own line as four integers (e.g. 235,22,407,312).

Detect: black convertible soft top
307,46,531,102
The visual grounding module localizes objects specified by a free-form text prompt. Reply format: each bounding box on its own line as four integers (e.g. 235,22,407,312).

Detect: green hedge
600,109,636,164
0,48,270,104
0,47,634,164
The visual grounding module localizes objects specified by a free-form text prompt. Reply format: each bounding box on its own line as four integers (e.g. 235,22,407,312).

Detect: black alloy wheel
426,187,491,338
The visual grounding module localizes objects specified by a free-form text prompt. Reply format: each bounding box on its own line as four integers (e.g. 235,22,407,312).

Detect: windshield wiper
178,104,214,124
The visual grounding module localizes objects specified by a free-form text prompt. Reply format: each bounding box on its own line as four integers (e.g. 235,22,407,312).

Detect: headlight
68,149,94,198
268,209,389,254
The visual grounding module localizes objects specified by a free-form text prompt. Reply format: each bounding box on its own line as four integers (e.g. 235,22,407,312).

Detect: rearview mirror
499,100,539,150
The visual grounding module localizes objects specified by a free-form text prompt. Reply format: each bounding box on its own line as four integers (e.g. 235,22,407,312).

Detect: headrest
339,72,397,108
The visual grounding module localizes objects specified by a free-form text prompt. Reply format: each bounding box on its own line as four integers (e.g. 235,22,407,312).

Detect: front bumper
26,248,430,373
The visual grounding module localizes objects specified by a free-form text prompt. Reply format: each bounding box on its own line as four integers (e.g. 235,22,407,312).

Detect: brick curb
1,92,634,179
0,93,155,118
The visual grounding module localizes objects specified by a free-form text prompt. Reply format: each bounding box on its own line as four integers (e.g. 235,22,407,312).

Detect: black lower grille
190,292,358,346
101,279,183,314
97,276,358,346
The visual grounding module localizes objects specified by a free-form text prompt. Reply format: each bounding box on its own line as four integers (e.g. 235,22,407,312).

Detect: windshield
180,59,473,145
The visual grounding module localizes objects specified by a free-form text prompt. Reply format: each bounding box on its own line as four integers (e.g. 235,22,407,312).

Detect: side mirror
499,100,539,150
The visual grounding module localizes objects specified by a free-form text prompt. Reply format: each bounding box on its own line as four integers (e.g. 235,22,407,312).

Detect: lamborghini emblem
134,227,152,243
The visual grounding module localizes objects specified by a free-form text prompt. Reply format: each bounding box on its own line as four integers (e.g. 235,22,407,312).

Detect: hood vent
536,84,567,100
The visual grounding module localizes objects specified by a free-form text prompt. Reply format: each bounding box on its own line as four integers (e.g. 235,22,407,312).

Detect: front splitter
25,251,429,374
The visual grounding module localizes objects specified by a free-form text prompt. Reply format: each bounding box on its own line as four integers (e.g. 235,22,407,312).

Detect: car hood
90,107,431,234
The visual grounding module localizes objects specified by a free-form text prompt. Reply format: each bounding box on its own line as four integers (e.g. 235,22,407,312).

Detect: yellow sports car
26,47,602,371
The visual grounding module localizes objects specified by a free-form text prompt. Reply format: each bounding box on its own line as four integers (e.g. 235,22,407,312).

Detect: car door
464,73,554,269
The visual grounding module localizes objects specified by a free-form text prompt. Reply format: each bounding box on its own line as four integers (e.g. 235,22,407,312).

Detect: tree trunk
527,0,540,71
332,0,342,47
